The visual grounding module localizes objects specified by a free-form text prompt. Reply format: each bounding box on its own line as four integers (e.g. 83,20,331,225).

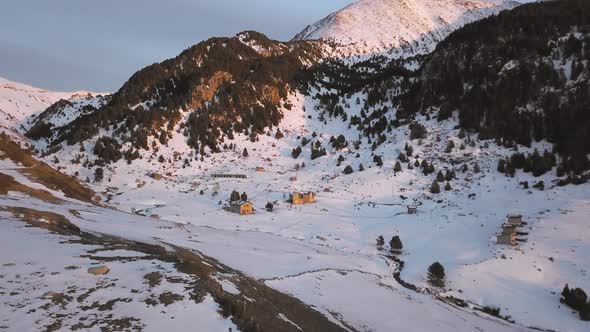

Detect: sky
0,0,352,92
0,0,533,92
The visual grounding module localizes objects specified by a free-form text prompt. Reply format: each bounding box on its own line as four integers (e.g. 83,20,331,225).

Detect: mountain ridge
293,0,519,59
1,1,590,331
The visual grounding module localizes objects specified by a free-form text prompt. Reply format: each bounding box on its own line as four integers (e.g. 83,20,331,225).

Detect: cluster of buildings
497,214,524,246
227,191,317,215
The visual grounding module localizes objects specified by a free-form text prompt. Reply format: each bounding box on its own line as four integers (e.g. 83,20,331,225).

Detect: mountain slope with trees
397,0,590,174
26,32,324,158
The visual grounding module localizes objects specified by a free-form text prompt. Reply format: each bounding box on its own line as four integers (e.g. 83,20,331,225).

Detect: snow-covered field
17,87,588,331
0,215,237,332
1,1,589,328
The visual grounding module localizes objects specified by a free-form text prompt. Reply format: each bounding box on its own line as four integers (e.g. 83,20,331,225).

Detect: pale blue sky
0,0,531,92
0,0,352,91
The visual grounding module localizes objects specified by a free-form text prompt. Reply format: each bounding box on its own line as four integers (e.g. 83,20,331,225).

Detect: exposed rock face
188,71,233,110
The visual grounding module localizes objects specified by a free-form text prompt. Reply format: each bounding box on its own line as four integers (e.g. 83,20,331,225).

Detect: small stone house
228,201,253,215
290,192,316,205
497,233,516,246
497,224,517,246
507,214,523,226
407,205,417,215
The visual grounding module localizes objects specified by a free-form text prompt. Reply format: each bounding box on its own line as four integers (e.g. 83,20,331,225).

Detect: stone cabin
507,214,523,226
290,192,316,205
407,205,417,215
497,224,517,246
228,201,253,215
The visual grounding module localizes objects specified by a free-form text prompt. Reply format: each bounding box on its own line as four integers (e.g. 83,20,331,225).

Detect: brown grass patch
19,166,96,203
0,173,62,203
0,133,97,204
1,206,80,234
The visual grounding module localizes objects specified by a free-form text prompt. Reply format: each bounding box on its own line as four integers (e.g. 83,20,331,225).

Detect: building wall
291,194,304,204
497,234,515,245
507,216,522,225
240,203,253,215
290,192,316,205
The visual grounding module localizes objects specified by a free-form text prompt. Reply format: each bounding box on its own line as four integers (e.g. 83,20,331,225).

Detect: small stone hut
228,201,253,215
290,192,316,205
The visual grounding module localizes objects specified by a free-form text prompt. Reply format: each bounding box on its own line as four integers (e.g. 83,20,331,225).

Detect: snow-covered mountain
2,0,590,331
293,0,519,58
0,77,102,139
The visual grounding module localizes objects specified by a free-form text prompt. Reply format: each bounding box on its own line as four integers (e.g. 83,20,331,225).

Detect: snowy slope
4,1,590,330
34,86,590,331
293,0,519,58
0,76,101,139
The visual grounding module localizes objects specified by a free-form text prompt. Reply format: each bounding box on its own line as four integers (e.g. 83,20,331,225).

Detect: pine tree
390,235,403,252
230,190,240,202
430,181,441,194
497,159,506,173
241,192,248,202
445,182,452,191
436,171,445,182
445,140,455,153
292,146,302,159
343,165,354,174
394,161,402,173
94,167,104,182
275,128,284,139
473,163,481,173
404,143,413,156
359,163,365,172
243,148,249,157
445,169,455,181
374,155,384,167
398,152,408,162
461,164,469,173
427,262,446,287
376,235,385,250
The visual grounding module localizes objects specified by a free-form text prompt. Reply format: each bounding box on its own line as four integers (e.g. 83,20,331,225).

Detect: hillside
4,0,590,331
293,0,519,59
398,0,590,174
25,32,324,158
0,77,72,137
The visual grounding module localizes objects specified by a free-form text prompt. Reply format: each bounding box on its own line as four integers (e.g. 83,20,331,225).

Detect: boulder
149,173,163,180
88,266,110,275
42,291,63,300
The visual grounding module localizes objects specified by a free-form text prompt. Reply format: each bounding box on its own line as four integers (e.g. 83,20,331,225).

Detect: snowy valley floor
2,93,590,331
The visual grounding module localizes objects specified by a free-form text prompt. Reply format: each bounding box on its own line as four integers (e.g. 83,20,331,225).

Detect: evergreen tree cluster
93,136,122,164
330,134,348,150
561,284,590,321
398,0,590,174
497,149,557,177
311,141,327,160
30,32,325,160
